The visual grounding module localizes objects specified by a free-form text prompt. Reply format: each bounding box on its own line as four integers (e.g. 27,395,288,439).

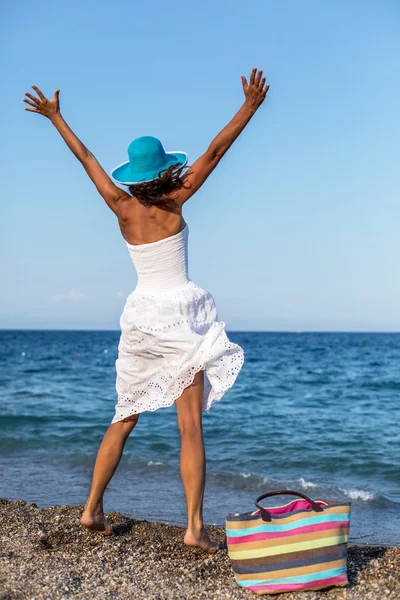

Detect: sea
1,330,399,546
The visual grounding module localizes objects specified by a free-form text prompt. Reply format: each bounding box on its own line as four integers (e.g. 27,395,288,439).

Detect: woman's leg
80,415,139,534
175,369,219,553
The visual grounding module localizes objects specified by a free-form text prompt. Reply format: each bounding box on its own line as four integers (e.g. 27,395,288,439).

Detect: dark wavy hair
128,162,192,212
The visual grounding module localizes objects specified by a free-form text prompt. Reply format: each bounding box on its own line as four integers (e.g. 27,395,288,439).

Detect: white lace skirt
112,281,245,423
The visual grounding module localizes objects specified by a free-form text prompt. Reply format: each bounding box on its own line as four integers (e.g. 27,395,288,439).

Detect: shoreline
1,499,399,599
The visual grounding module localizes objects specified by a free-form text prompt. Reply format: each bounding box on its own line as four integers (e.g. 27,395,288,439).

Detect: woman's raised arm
23,86,129,213
175,68,270,206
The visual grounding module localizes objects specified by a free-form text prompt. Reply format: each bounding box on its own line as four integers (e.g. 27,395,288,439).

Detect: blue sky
1,0,399,331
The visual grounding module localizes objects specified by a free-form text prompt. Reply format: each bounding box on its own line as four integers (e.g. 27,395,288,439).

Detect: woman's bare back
116,195,185,246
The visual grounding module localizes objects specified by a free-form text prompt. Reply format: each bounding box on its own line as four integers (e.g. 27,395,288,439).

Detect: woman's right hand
23,85,61,121
241,68,270,110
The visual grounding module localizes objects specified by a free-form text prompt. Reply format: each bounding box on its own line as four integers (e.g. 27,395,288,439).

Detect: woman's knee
177,415,203,437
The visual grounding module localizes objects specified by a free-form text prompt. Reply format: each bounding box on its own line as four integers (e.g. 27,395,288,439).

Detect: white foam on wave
338,487,374,501
240,473,252,478
262,477,273,484
297,477,319,489
148,460,164,466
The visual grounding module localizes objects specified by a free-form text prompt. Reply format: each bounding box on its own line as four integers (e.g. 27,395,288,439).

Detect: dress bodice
126,223,190,293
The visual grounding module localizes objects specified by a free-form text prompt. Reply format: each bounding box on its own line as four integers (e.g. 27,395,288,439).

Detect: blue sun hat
110,136,187,185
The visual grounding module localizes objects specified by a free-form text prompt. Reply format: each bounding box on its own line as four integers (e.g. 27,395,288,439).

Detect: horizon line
1,328,400,334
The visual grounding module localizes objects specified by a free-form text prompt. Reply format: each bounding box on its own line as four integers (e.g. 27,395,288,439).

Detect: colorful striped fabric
226,496,351,595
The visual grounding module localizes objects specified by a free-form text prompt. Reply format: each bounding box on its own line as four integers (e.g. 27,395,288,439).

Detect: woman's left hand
24,86,61,120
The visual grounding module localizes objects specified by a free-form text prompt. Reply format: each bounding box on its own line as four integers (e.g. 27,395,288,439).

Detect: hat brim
110,151,188,185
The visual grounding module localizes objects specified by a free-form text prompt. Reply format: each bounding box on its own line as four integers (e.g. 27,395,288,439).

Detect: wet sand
0,498,398,599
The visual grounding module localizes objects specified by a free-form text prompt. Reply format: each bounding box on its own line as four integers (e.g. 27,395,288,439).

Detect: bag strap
255,489,325,522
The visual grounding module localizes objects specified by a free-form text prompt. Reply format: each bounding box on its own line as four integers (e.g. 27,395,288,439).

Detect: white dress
112,222,245,423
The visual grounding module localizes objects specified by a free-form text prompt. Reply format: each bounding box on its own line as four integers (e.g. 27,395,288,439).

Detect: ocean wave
361,380,400,391
22,367,70,374
296,477,319,489
338,487,375,501
46,450,400,508
205,470,398,508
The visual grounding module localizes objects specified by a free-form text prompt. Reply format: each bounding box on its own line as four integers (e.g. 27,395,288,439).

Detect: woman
24,68,270,553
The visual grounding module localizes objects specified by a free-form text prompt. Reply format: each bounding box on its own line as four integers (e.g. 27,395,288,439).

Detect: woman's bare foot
80,511,114,536
184,526,220,553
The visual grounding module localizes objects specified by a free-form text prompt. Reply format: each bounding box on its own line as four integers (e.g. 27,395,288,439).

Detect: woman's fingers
31,85,45,99
240,74,248,90
24,107,40,113
249,68,267,89
25,92,40,104
24,98,40,108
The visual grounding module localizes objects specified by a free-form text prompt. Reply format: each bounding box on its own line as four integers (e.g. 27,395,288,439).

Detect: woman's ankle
83,500,104,515
187,518,204,533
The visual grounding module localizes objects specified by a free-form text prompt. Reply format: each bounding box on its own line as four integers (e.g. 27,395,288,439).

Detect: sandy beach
0,498,398,600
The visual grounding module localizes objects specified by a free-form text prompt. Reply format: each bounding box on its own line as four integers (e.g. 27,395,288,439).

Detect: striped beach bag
225,490,351,595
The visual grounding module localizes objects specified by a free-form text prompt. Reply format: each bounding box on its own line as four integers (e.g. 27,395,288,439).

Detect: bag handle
255,489,325,522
